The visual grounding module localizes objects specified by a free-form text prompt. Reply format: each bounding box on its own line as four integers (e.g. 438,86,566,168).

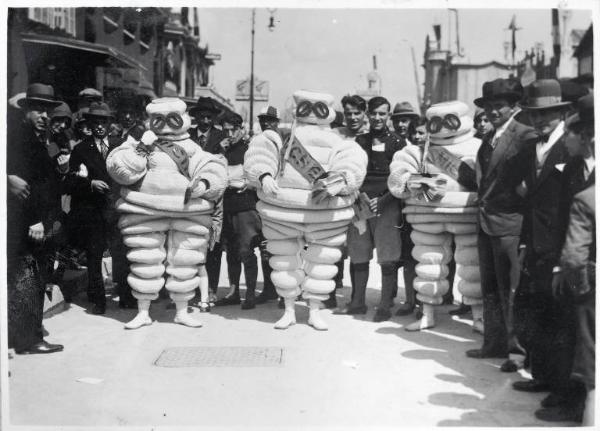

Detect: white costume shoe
307,299,328,331
274,297,296,329
124,300,153,329
173,301,202,327
405,304,435,331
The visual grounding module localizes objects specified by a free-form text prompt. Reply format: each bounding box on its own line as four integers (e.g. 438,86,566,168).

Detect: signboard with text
235,77,269,101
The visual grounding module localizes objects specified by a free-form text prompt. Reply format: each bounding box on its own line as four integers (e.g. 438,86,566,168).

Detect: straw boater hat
519,79,572,111
257,105,280,120
473,78,523,108
17,83,61,109
390,101,420,119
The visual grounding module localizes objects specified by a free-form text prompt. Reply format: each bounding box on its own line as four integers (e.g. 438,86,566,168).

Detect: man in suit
65,102,121,315
533,94,595,423
466,78,534,372
7,83,64,354
189,97,227,303
510,80,576,402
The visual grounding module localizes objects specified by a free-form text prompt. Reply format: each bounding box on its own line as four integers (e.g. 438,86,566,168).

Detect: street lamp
249,8,277,136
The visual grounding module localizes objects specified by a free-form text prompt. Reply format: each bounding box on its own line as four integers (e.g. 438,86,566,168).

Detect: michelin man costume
388,101,483,332
106,98,226,329
244,90,367,330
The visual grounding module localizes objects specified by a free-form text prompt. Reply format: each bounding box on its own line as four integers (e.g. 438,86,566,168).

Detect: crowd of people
6,75,595,425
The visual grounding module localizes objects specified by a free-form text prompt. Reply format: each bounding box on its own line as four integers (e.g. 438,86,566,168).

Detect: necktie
98,140,108,159
199,134,207,147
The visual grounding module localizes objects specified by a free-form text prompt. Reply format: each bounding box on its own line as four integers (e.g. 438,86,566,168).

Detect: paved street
7,258,576,429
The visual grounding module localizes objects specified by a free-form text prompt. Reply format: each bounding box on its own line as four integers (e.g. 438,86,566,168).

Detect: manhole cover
154,346,284,367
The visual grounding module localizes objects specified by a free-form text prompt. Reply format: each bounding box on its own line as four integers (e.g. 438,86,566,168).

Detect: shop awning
21,32,147,71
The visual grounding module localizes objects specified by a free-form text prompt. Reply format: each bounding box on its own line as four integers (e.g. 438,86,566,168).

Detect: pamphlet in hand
406,173,448,202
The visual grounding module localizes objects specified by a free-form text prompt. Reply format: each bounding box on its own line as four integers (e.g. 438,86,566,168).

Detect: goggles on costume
150,112,184,132
427,114,461,134
296,100,330,119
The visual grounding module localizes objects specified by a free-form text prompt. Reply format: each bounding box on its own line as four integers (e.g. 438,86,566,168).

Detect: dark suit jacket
190,127,227,155
64,135,122,240
521,133,571,262
476,118,536,236
6,124,62,259
559,184,595,296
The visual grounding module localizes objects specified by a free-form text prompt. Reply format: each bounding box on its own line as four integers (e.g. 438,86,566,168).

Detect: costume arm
328,141,368,195
387,145,421,198
243,130,281,187
106,135,149,185
189,151,227,201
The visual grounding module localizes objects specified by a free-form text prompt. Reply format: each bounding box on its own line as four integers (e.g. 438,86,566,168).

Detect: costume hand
28,222,44,242
140,130,158,147
191,179,207,197
8,175,30,200
91,179,110,194
261,175,279,195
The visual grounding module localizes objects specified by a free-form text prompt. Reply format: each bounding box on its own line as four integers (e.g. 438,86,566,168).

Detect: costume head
425,100,473,145
293,90,336,126
146,97,191,138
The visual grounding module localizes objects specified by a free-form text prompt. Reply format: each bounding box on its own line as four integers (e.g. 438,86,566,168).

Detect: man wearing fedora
542,93,595,424
7,83,64,354
509,79,577,405
466,78,535,371
390,101,420,143
64,102,122,315
190,96,227,153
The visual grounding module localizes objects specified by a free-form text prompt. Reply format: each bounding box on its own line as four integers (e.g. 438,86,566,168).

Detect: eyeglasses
427,114,461,134
150,113,184,132
296,100,330,119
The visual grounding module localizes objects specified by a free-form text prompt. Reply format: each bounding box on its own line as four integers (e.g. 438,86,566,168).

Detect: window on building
28,8,76,36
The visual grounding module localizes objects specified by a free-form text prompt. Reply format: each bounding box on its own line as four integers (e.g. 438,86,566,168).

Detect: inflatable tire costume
244,90,367,330
107,98,226,329
388,101,483,332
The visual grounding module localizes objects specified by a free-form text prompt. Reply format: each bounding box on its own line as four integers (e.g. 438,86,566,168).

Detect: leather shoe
449,303,471,316
322,296,338,309
334,305,367,315
241,300,255,310
500,359,521,373
91,304,106,315
395,303,414,316
535,406,583,423
255,291,278,304
119,299,137,309
215,294,241,306
15,340,64,355
373,308,392,322
512,379,551,392
541,392,568,408
465,348,506,359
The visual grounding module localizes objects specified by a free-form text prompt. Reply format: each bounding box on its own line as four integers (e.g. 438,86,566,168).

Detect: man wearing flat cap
509,79,579,414
64,102,123,314
7,83,64,354
467,78,535,373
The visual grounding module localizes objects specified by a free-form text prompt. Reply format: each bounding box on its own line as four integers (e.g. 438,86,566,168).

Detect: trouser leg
85,225,107,307
378,262,398,311
349,262,369,308
206,243,222,294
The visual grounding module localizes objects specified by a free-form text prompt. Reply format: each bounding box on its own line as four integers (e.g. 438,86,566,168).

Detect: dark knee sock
243,254,258,300
350,262,369,307
379,263,398,310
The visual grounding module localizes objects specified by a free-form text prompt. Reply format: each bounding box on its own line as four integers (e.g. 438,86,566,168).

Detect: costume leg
303,228,346,330
264,222,304,329
166,226,209,327
122,230,167,329
405,225,452,331
454,232,483,333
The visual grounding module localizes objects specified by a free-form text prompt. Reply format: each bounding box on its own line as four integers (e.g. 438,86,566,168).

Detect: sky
197,6,593,119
